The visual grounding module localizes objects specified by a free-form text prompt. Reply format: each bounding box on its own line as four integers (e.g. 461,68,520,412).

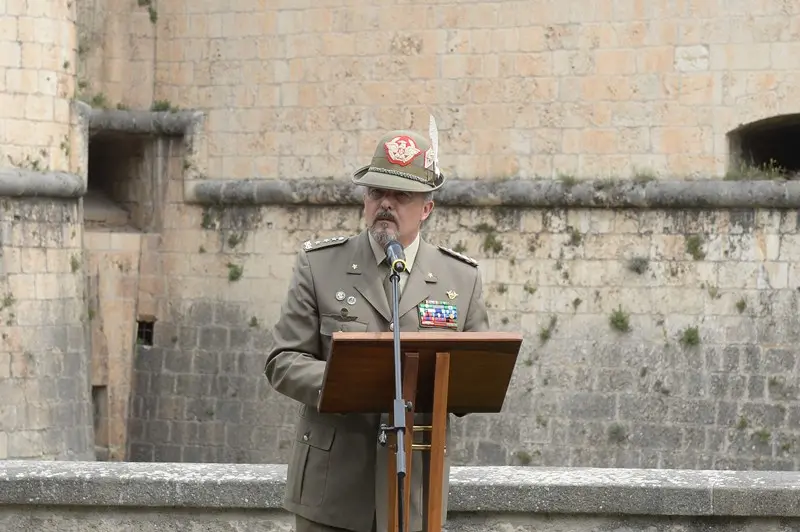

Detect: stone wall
123,175,800,470
148,0,800,180
0,199,93,460
51,0,800,467
1,0,77,170
75,0,156,109
0,0,94,459
1,460,799,531
127,201,313,463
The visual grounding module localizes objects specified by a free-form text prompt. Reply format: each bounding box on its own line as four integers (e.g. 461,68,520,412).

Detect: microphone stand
379,262,409,532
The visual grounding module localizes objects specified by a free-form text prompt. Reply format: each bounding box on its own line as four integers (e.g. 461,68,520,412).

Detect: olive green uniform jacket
265,230,490,532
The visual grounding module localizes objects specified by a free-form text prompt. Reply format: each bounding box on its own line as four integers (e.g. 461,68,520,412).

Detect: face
364,187,434,248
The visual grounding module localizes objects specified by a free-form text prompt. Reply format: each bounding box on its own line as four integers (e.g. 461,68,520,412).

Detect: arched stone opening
727,114,800,179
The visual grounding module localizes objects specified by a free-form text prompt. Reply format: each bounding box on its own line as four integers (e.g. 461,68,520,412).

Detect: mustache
374,211,396,224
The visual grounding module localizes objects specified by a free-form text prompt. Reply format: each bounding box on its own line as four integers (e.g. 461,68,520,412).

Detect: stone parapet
2,461,798,519
185,176,800,209
0,168,85,198
87,109,203,137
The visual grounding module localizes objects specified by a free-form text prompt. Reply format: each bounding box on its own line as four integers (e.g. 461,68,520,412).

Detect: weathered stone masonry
116,143,800,470
2,460,800,531
0,196,94,461
4,100,800,470
6,0,800,470
0,0,95,459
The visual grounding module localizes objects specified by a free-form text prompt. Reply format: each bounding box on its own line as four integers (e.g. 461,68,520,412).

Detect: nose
379,195,394,209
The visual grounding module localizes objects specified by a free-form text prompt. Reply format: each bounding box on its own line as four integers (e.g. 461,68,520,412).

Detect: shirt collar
368,231,421,272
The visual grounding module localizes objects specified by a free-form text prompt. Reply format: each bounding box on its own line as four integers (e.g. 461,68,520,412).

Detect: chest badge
418,300,458,329
446,290,458,300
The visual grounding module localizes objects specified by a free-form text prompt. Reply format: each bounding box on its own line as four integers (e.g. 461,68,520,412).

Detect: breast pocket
320,315,369,334
319,316,369,360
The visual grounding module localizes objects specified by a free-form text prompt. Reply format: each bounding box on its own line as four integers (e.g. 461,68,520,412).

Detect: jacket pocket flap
297,419,336,451
320,315,368,336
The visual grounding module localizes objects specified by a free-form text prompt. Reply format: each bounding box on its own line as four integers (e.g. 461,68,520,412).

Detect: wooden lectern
317,331,523,532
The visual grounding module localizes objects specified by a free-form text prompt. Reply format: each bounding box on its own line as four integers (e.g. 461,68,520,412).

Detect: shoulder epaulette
437,245,478,267
303,236,350,252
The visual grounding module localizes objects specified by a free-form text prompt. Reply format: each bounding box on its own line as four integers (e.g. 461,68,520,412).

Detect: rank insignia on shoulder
418,300,458,329
437,245,478,267
303,236,349,252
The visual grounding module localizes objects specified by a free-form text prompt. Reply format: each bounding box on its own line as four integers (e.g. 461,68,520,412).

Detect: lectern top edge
330,330,524,343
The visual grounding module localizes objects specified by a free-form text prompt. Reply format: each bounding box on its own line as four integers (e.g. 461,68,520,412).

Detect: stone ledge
87,109,204,137
185,177,800,209
8,106,800,208
1,461,799,518
0,168,85,198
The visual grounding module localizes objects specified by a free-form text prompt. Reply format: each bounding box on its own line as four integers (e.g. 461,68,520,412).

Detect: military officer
264,126,490,532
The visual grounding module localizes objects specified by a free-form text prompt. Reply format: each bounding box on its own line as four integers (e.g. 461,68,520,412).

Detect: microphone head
384,239,407,273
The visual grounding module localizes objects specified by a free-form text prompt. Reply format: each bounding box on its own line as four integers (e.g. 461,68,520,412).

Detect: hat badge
384,135,422,167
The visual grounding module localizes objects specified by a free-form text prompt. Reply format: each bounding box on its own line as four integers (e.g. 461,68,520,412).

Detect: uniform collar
367,230,421,272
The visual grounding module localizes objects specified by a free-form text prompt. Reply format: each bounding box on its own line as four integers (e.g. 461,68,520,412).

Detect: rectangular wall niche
92,385,109,461
136,319,155,347
85,130,169,233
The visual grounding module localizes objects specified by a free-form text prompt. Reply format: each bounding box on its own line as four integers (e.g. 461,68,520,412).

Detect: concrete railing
1,461,799,531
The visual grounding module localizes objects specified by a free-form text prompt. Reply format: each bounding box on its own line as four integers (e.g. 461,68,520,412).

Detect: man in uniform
264,125,490,532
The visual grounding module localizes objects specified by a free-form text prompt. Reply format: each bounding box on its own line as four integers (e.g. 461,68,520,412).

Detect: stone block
198,326,229,352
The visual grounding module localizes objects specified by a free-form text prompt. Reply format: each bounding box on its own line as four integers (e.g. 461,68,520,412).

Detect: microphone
384,239,407,273
380,237,409,532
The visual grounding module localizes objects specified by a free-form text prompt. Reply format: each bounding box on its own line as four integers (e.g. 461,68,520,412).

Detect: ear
420,200,434,222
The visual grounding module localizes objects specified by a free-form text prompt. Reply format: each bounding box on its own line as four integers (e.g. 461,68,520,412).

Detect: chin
369,226,396,245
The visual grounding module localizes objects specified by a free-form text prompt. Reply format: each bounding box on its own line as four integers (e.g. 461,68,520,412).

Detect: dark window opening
86,131,148,230
727,114,800,179
85,128,175,232
92,385,109,461
137,319,155,346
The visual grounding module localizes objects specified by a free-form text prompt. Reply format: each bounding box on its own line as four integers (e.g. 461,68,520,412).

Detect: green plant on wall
627,256,648,274
227,263,244,281
539,315,557,344
685,235,705,260
679,326,700,346
724,159,786,181
475,223,503,254
137,0,158,23
609,306,630,332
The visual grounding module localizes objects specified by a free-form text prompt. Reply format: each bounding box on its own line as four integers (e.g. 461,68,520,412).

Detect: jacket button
302,433,309,441
389,323,394,331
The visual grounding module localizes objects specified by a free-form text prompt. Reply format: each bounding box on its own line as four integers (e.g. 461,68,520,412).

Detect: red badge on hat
384,135,421,166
